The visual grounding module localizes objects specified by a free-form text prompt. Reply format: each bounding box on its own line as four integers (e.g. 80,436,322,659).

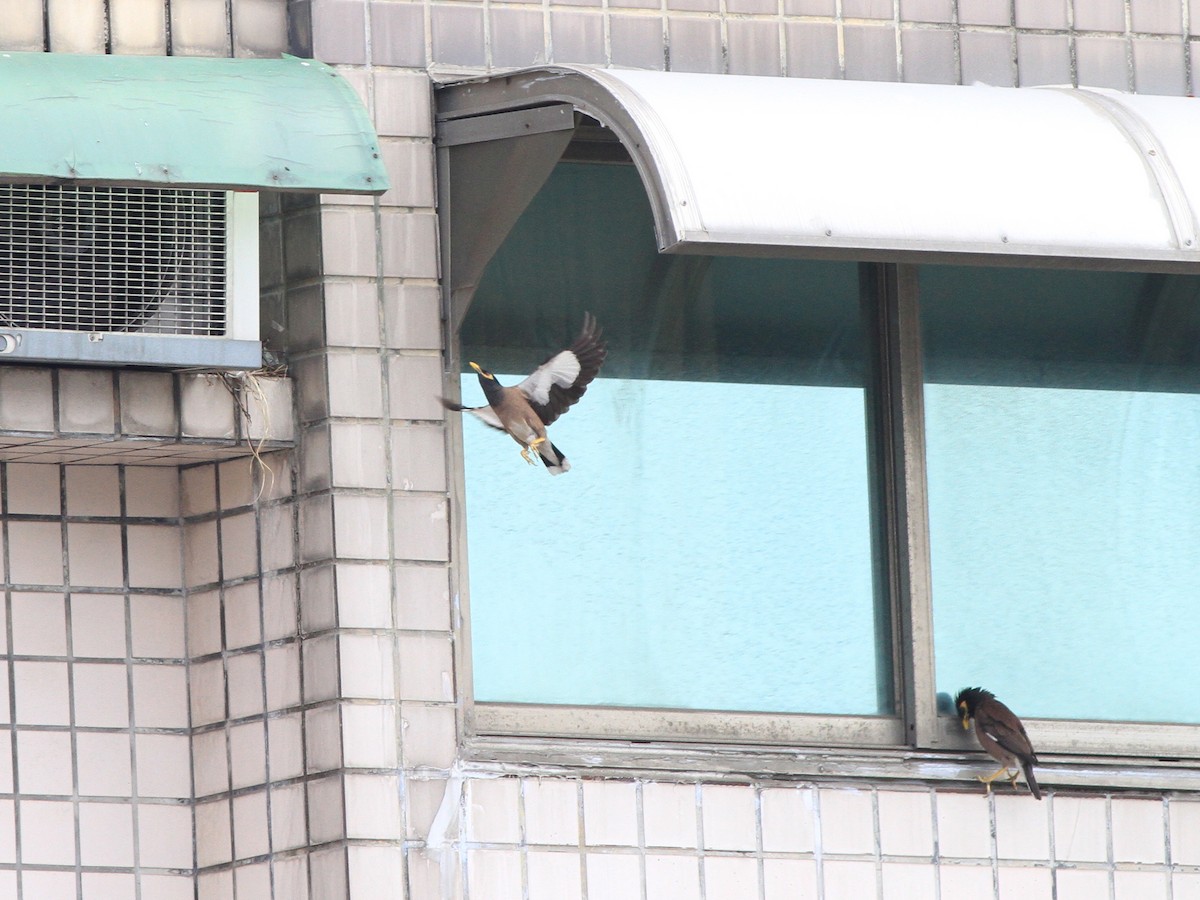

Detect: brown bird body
442,312,607,475
956,687,1041,800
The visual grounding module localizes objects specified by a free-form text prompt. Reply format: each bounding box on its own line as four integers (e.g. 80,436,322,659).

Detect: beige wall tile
136,733,192,799
643,782,698,849
937,792,992,859
79,802,135,867
467,777,522,843
339,633,396,700
196,797,233,868
398,632,454,702
20,800,76,865
74,662,131,728
881,862,937,900
878,789,933,857
77,732,134,798
8,522,63,585
341,702,400,768
1057,868,1110,900
705,856,760,899
233,791,270,860
823,860,878,900
7,463,60,515
270,782,308,852
469,848,523,897
12,592,66,656
998,866,1052,899
763,858,817,899
995,793,1050,860
14,660,70,724
68,522,124,588
345,773,404,839
1053,796,1108,863
938,862,993,897
66,466,120,516
819,788,874,855
1111,798,1166,863
137,804,194,869
583,781,639,847
525,779,580,846
701,784,757,851
528,850,583,900
17,731,74,795
586,854,642,900
646,854,702,900
127,525,183,589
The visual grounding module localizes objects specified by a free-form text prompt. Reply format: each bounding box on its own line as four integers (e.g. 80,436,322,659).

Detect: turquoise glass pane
923,266,1200,723
461,163,890,715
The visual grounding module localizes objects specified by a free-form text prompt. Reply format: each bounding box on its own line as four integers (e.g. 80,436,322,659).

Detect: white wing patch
467,406,504,429
517,351,581,405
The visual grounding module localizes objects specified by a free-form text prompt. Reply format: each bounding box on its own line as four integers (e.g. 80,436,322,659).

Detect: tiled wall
318,0,1200,95
0,0,288,57
4,0,1200,898
447,778,1200,899
0,463,192,898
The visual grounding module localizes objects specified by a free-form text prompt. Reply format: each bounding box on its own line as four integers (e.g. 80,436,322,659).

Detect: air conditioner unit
0,184,260,369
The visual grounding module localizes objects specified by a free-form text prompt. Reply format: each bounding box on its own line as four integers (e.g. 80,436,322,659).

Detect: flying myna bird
442,312,607,475
955,687,1042,800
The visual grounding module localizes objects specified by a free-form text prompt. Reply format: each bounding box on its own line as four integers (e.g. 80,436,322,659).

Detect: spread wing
976,701,1037,764
515,312,608,426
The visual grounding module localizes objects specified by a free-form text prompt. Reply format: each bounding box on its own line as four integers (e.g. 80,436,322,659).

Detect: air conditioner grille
0,185,229,335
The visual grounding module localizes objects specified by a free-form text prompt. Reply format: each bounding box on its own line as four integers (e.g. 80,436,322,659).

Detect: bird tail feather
1022,761,1042,800
539,441,571,475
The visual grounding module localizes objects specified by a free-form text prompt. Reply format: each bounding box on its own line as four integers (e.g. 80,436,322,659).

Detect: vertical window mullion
862,262,938,748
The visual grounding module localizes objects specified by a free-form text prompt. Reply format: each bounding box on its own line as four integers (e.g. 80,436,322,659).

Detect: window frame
438,145,1200,788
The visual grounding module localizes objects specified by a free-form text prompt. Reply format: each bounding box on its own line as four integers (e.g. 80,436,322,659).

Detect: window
923,266,1200,724
461,163,889,723
446,156,1200,761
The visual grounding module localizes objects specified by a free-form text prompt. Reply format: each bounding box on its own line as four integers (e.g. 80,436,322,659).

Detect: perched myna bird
442,312,607,475
956,687,1042,800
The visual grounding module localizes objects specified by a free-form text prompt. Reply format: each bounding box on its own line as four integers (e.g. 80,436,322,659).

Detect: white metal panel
587,69,1195,261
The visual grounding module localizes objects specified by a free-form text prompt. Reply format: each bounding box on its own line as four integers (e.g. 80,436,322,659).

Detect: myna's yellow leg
521,437,546,465
1007,770,1021,789
976,765,1011,795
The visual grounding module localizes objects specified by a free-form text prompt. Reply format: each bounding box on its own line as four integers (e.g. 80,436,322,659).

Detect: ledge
462,735,1200,796
0,367,293,465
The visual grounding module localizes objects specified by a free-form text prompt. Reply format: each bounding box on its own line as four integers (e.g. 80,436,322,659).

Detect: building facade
0,1,1199,898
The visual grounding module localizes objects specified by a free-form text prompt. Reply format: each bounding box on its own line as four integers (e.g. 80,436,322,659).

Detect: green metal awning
0,51,388,194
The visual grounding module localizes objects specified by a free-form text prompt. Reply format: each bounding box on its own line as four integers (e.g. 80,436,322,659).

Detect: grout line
119,465,144,900
695,782,706,898
577,779,589,900
58,465,85,900
636,781,648,900
755,786,765,900
988,790,998,900
252,458,277,900
813,786,824,900
1164,796,1174,900
930,788,942,900
518,777,530,900
1107,794,1116,900
871,787,883,900
1048,790,1057,900
2,463,24,900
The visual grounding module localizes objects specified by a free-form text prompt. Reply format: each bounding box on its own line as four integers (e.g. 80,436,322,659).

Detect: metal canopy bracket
0,51,389,194
436,104,577,335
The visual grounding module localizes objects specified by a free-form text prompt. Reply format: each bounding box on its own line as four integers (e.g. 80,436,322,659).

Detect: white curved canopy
436,66,1200,267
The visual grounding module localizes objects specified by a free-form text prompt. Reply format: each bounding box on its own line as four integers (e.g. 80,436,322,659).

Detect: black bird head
469,361,505,404
955,686,996,729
